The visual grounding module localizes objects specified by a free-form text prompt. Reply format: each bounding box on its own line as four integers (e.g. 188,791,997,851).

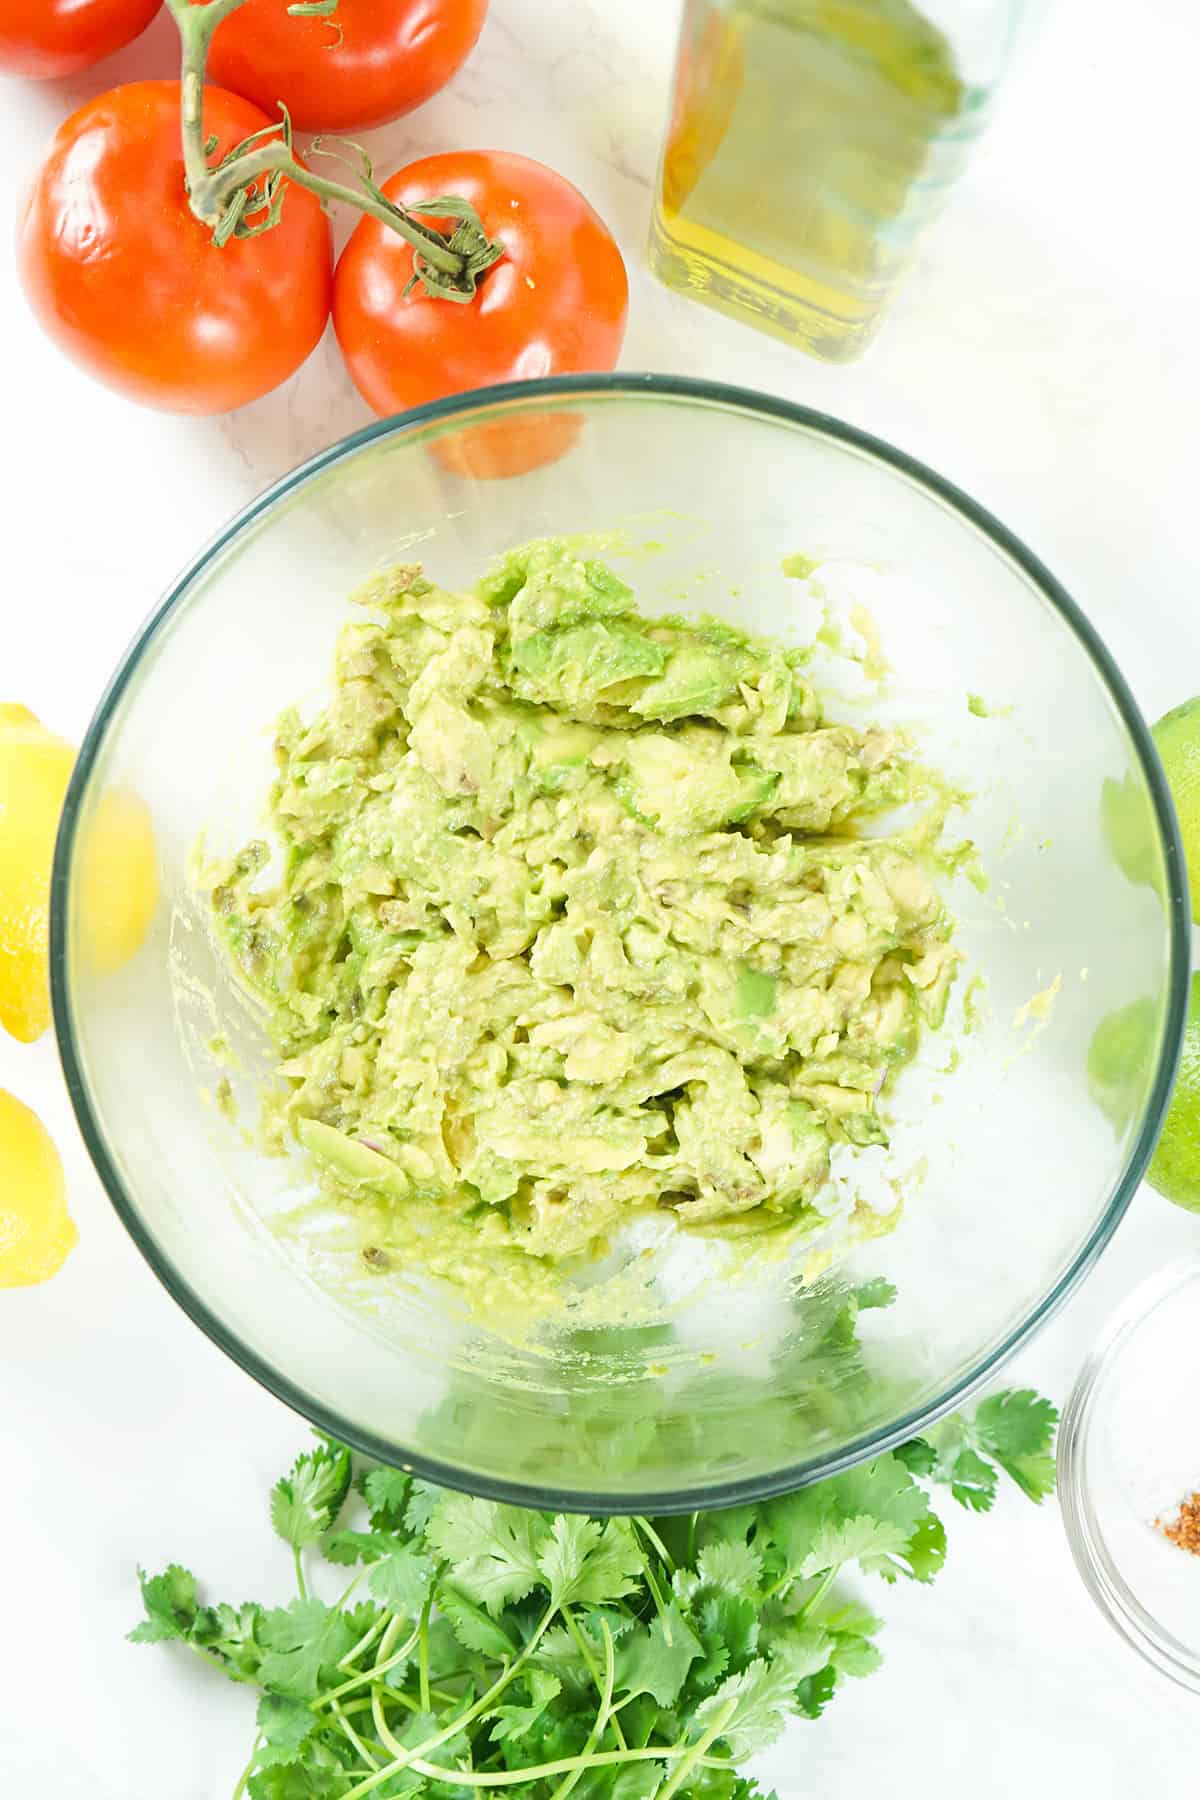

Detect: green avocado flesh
210,539,961,1271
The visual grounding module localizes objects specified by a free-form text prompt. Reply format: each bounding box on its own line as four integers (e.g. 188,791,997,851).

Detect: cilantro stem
336,1605,387,1671
762,1568,799,1603
370,1685,406,1759
630,1527,671,1631
797,1565,838,1622
229,1736,260,1800
548,1618,615,1800
564,1608,628,1752
316,1620,421,1708
293,1545,308,1601
329,1696,380,1769
187,1644,259,1688
356,1744,721,1789
633,1516,676,1574
656,1699,739,1800
334,1568,367,1615
417,1592,433,1713
339,1603,559,1800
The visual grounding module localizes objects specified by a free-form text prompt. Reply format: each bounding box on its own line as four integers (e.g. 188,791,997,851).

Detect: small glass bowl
1059,1257,1200,1694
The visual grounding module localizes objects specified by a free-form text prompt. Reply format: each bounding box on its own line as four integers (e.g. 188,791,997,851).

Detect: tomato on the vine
206,0,489,135
0,0,161,79
18,81,332,415
333,151,628,475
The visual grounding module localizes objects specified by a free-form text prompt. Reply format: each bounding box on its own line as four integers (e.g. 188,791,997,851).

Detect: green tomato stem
161,0,502,296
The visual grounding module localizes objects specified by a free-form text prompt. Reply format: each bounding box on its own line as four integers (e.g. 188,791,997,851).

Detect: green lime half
1090,977,1200,1214
1151,696,1200,921
1102,695,1200,917
1144,973,1200,1213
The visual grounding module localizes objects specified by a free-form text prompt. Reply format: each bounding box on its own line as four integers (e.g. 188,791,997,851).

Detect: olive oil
648,0,979,360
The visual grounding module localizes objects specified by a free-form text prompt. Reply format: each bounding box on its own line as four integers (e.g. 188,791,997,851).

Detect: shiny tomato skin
17,82,332,415
0,0,161,79
332,150,628,421
206,0,490,135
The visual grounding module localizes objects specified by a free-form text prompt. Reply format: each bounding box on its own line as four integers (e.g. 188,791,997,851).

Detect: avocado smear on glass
211,540,961,1272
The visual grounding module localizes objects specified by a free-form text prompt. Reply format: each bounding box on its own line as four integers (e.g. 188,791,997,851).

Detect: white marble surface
3,0,1199,1791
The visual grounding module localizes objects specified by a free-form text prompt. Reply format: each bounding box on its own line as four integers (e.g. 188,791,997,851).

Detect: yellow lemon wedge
0,1088,76,1286
0,702,158,1040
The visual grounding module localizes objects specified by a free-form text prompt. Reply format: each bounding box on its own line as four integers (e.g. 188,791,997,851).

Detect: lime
1144,975,1200,1212
1087,995,1158,1134
1151,697,1200,921
1088,978,1200,1213
1103,695,1200,917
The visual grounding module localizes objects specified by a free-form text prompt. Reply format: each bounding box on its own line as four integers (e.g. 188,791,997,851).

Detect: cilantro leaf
830,1634,883,1678
916,1389,1059,1510
852,1277,897,1311
765,1454,934,1586
971,1390,1059,1502
437,1584,518,1658
324,1529,396,1567
404,1479,441,1535
323,1527,433,1613
793,1662,838,1718
614,1604,703,1706
248,1766,345,1800
696,1540,763,1596
691,1639,830,1759
192,1600,264,1680
972,1389,1058,1459
360,1466,413,1533
257,1598,358,1699
270,1443,353,1551
490,1668,563,1743
694,1590,759,1688
129,1565,200,1644
539,1515,642,1607
892,1437,936,1479
366,1546,436,1615
425,1495,548,1615
255,1695,317,1768
601,1769,666,1800
942,1447,1000,1514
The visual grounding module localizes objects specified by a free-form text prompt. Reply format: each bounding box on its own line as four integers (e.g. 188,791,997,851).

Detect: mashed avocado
211,540,960,1271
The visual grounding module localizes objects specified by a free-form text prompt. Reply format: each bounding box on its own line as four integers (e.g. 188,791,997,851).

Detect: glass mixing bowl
51,375,1189,1511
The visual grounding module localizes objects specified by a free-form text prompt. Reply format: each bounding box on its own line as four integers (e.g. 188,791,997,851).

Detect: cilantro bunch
131,1389,1056,1800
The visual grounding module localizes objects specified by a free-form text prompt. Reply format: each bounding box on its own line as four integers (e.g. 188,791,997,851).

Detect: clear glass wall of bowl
53,379,1186,1510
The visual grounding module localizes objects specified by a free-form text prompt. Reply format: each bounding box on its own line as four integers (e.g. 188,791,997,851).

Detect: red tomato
206,0,489,135
18,82,332,415
333,151,628,474
0,0,161,79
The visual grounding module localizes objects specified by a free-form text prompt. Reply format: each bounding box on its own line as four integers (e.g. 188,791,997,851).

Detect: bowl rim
50,372,1192,1512
1058,1256,1200,1695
